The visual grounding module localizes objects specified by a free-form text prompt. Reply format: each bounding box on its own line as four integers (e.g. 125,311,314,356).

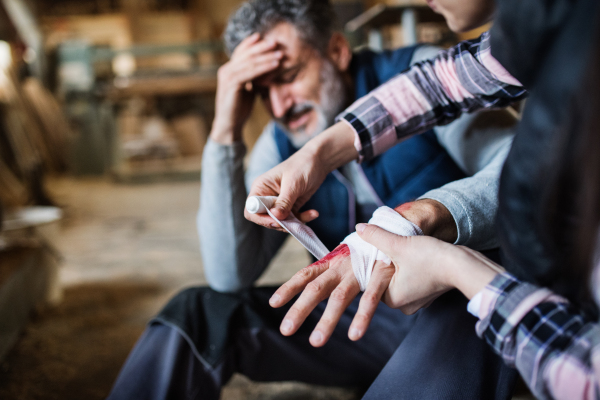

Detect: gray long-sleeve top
198,46,517,293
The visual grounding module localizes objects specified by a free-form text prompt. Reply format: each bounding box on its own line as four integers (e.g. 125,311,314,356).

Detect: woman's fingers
348,262,394,341
269,260,331,308
242,209,287,232
356,224,404,257
278,269,342,336
309,276,360,347
241,208,318,232
298,209,319,224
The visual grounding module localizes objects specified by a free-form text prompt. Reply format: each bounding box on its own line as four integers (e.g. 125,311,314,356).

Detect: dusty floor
0,177,358,400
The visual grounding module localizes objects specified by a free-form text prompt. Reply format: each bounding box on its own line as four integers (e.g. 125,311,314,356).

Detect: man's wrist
395,199,458,243
209,120,244,145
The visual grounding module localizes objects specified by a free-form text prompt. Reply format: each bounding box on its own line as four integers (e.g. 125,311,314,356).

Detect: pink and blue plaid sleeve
339,32,527,162
476,273,600,400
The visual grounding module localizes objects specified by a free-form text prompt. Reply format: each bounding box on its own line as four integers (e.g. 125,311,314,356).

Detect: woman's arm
472,273,600,400
246,32,527,227
356,225,600,400
342,31,525,162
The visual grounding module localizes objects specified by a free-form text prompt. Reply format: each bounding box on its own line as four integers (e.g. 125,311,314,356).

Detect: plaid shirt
476,273,600,400
338,32,600,398
339,32,528,162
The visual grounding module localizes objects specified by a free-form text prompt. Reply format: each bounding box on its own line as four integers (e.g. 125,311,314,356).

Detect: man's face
254,23,347,147
426,0,495,32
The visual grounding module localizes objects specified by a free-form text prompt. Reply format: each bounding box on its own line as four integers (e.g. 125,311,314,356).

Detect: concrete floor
0,177,359,400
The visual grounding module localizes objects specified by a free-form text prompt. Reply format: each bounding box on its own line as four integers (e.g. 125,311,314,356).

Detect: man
108,1,518,399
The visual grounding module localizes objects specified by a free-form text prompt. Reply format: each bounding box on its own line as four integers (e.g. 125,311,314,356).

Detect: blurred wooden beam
108,72,217,98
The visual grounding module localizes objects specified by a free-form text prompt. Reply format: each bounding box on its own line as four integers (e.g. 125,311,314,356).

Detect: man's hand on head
210,33,283,145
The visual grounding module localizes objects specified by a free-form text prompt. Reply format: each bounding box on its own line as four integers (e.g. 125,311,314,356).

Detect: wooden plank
111,155,202,184
345,4,443,32
109,73,217,97
170,114,207,156
22,78,72,171
0,156,28,207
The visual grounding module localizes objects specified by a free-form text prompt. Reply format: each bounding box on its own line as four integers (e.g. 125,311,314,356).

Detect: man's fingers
298,209,319,224
244,38,278,57
231,32,261,55
348,263,393,341
231,53,282,85
309,276,360,347
270,259,331,308
356,224,404,257
278,269,341,336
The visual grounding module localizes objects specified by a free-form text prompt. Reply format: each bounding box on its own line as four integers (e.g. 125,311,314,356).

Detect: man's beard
275,60,347,148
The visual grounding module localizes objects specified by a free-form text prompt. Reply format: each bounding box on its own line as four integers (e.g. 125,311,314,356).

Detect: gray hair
223,0,336,56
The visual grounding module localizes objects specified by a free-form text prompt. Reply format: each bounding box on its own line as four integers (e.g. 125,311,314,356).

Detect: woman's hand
353,223,502,334
245,121,359,230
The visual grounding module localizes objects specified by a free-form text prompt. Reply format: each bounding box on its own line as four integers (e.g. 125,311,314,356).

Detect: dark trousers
108,287,516,400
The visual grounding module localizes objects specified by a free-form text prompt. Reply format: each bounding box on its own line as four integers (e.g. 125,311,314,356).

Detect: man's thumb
356,223,401,256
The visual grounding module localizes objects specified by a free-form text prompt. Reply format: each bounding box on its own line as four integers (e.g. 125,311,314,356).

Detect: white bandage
245,196,330,260
342,206,423,291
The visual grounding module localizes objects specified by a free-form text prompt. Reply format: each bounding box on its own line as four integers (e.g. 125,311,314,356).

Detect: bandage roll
245,196,278,214
245,195,330,260
342,206,424,291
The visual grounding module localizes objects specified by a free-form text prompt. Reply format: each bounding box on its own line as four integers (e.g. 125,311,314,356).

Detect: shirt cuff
467,291,484,318
337,95,395,162
475,273,568,340
338,118,365,163
467,272,509,320
202,138,246,163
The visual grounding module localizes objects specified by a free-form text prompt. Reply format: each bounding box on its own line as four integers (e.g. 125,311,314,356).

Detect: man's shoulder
351,45,431,94
410,45,442,65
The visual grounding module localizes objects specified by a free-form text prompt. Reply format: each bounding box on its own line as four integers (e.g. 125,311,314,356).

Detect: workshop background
0,0,521,399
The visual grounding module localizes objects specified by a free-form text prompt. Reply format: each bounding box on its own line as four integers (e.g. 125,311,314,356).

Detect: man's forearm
395,199,458,243
209,119,243,145
199,140,249,291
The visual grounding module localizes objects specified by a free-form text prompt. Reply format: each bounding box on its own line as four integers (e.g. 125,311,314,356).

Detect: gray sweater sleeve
197,123,287,293
412,44,516,250
420,111,515,250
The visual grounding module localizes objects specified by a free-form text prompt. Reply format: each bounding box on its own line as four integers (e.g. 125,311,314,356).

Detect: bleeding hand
269,244,394,347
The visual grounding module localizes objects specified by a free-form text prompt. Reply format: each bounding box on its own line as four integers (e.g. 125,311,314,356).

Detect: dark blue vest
274,46,466,252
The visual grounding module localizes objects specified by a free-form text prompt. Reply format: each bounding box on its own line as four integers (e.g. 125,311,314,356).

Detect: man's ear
327,32,352,72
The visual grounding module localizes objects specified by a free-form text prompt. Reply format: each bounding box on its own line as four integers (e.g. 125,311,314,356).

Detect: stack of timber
0,64,72,208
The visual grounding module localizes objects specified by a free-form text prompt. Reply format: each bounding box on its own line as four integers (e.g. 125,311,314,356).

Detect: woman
351,22,600,399
261,0,599,350
258,0,600,398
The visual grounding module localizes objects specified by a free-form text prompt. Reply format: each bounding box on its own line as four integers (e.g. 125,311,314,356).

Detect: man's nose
269,85,292,119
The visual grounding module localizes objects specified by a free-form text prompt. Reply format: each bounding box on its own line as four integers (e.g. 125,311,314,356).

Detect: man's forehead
251,23,318,87
262,22,313,65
